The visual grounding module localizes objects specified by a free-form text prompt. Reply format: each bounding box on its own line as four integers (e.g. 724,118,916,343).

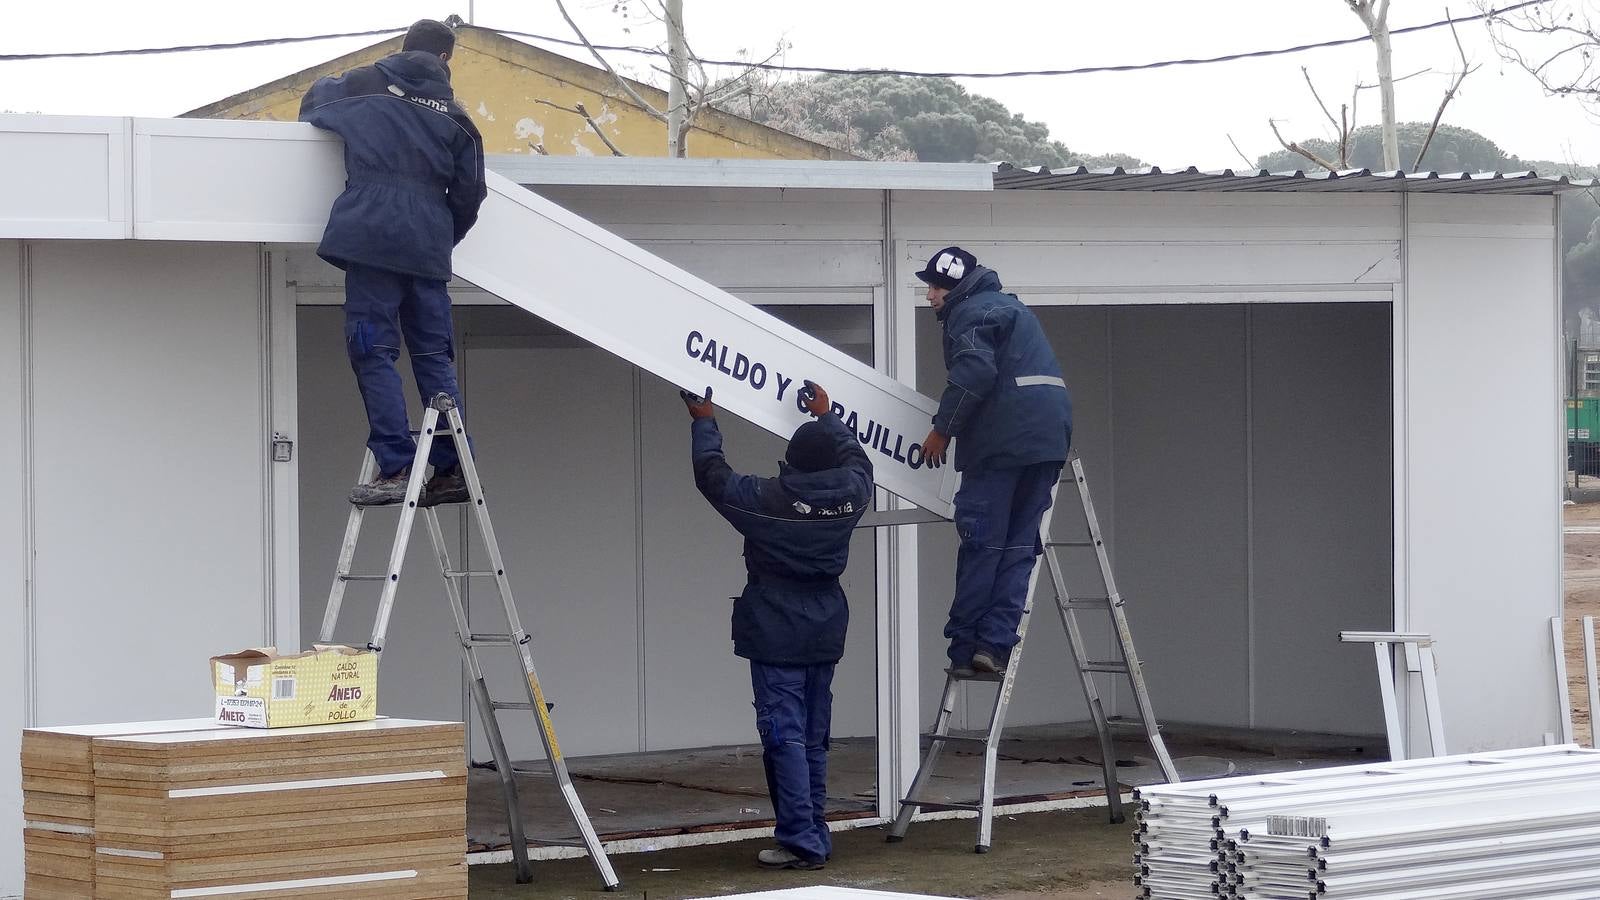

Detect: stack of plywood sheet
22,719,224,899
24,717,466,899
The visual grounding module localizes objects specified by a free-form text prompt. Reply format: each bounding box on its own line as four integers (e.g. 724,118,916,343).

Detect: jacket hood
777,463,865,510
376,51,454,99
936,266,1002,321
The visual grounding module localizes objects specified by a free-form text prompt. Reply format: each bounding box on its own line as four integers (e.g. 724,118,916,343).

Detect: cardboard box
211,644,377,728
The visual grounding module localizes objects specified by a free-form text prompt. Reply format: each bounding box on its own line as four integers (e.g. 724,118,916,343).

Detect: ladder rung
1082,661,1130,674
444,570,499,579
900,799,982,812
948,669,1005,683
492,700,555,713
466,633,517,646
1047,540,1100,548
338,573,389,582
530,838,588,849
924,733,989,747
508,766,555,778
1060,599,1111,610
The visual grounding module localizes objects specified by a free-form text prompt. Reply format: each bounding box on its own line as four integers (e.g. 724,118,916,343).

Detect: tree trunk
1372,25,1399,170
665,0,688,158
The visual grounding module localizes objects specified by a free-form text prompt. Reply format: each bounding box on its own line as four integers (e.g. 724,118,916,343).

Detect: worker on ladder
917,247,1073,678
682,381,874,871
300,19,487,507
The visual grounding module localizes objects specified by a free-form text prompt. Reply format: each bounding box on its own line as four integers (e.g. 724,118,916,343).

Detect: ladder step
466,633,519,646
1060,598,1112,610
1046,540,1100,548
900,799,983,812
338,573,389,582
948,669,1005,683
923,733,989,747
492,700,555,713
1081,661,1131,674
444,570,500,579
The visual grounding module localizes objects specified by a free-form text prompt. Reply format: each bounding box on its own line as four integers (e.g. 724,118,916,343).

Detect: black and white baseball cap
914,246,977,289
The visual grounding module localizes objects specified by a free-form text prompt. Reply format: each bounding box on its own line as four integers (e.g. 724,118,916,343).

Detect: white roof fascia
487,154,994,191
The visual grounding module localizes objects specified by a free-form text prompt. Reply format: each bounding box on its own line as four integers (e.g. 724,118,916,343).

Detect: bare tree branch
1413,9,1480,170
1484,0,1600,114
1270,118,1342,171
1226,133,1258,170
1303,68,1343,138
535,99,628,157
553,0,667,121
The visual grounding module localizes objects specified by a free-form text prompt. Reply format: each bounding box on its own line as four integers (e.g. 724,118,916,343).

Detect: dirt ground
1562,502,1600,742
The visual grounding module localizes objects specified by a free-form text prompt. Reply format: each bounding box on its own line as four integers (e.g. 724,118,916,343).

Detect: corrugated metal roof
993,162,1598,195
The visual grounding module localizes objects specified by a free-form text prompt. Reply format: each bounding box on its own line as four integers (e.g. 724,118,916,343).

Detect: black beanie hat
404,19,456,56
785,420,838,473
914,246,977,289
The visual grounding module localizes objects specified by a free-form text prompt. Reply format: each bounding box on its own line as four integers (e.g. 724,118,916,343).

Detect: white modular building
0,114,1575,895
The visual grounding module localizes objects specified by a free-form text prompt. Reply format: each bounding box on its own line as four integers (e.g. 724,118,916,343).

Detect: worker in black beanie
682,381,874,870
300,18,486,508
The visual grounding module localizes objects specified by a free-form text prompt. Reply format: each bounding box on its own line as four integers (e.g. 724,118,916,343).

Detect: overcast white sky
2,0,1596,170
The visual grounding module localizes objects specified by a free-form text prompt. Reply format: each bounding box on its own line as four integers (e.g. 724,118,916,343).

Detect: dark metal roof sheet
993,162,1598,195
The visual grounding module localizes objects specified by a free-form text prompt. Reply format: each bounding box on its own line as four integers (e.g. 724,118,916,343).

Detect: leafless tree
553,0,786,157
1483,0,1600,117
1346,0,1401,169
1267,7,1475,173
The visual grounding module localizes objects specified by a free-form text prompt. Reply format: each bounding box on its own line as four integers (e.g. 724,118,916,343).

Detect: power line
0,0,1550,78
0,26,404,62
499,0,1552,78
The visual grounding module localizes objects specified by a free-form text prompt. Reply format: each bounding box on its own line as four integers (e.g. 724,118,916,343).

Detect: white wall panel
899,240,1401,293
133,119,340,242
892,190,1402,243
0,116,128,239
1402,196,1562,750
29,242,268,725
0,242,25,898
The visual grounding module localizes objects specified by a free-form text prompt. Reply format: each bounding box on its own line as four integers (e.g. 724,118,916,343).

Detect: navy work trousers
343,263,468,476
749,661,834,863
945,461,1064,667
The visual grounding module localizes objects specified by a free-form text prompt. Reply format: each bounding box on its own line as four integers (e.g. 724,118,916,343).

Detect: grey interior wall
915,301,1390,735
30,242,270,724
1248,304,1391,734
1111,305,1252,728
297,302,877,758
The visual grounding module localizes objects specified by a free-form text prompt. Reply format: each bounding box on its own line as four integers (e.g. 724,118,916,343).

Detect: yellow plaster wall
190,28,844,160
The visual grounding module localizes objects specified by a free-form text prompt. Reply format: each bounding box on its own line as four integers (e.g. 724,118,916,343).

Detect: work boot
756,847,824,870
348,469,411,506
971,649,1001,674
419,468,470,508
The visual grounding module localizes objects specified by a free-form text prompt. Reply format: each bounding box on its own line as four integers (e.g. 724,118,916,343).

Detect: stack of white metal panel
1133,746,1600,899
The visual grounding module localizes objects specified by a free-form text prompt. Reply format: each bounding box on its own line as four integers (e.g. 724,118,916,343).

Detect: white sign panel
455,171,956,517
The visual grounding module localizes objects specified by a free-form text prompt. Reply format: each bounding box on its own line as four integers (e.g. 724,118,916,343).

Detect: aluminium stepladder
888,453,1179,851
319,393,619,890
